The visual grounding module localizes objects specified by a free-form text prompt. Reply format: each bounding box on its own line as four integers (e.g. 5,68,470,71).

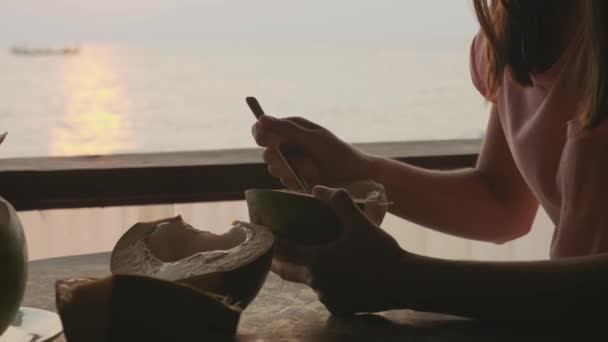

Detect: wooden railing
0,139,481,211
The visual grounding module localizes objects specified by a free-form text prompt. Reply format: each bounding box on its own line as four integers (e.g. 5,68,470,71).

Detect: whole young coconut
110,216,274,308
0,133,28,336
246,180,390,244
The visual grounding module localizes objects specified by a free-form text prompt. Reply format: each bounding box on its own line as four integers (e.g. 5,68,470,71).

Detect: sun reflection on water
51,45,134,156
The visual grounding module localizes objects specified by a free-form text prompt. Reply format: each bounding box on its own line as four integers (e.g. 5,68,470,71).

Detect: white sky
0,0,479,44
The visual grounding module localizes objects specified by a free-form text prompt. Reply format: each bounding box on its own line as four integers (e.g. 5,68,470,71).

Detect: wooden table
24,253,572,341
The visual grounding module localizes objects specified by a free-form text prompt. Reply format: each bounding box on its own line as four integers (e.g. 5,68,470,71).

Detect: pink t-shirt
470,31,608,258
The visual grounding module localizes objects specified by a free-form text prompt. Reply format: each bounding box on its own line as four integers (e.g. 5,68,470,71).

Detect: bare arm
253,106,538,243
392,251,608,322
369,106,539,243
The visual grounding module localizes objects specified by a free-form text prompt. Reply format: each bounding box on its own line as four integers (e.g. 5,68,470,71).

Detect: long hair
473,1,566,95
474,0,608,129
583,0,608,128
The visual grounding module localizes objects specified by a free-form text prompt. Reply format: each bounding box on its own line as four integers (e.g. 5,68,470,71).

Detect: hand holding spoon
247,97,312,193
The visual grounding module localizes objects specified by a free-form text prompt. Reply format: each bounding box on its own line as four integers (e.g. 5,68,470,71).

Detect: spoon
247,97,311,193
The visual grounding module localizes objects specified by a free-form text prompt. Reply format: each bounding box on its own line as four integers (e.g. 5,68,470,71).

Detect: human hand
271,185,407,315
252,116,374,189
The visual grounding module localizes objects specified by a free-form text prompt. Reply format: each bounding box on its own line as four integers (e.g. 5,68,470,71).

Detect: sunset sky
0,0,478,44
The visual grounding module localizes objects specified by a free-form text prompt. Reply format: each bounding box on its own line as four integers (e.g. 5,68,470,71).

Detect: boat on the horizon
10,46,80,56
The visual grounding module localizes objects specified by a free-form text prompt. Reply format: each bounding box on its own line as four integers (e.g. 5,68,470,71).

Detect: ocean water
0,39,488,158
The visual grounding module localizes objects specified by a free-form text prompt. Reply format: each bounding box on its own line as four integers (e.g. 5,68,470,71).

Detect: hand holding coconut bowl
252,0,608,321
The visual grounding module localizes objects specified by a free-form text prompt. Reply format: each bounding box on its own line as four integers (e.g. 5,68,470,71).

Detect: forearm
368,156,530,243
392,253,608,322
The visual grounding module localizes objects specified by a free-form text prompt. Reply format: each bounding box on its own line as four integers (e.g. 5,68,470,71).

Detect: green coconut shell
246,189,343,244
110,217,273,309
245,180,390,245
0,197,28,336
56,275,241,342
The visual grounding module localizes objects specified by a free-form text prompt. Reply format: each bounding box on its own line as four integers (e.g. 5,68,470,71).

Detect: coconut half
246,180,390,244
110,216,274,308
56,275,242,342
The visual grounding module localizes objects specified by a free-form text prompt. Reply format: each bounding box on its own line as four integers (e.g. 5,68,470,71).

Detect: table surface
24,253,568,342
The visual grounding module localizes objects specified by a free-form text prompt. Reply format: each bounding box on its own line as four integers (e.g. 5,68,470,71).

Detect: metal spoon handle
247,97,311,193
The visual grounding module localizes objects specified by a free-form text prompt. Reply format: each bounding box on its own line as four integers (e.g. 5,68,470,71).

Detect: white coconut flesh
110,217,273,283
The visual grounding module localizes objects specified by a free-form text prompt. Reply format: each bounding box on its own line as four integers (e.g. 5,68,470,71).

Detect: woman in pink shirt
252,0,608,321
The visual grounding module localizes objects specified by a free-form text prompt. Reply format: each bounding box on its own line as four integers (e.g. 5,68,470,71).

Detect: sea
0,39,488,159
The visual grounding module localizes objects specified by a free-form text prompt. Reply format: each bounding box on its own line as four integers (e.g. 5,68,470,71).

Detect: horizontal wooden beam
0,139,481,211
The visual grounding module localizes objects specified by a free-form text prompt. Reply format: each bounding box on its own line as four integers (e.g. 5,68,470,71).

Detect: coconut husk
56,275,242,342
